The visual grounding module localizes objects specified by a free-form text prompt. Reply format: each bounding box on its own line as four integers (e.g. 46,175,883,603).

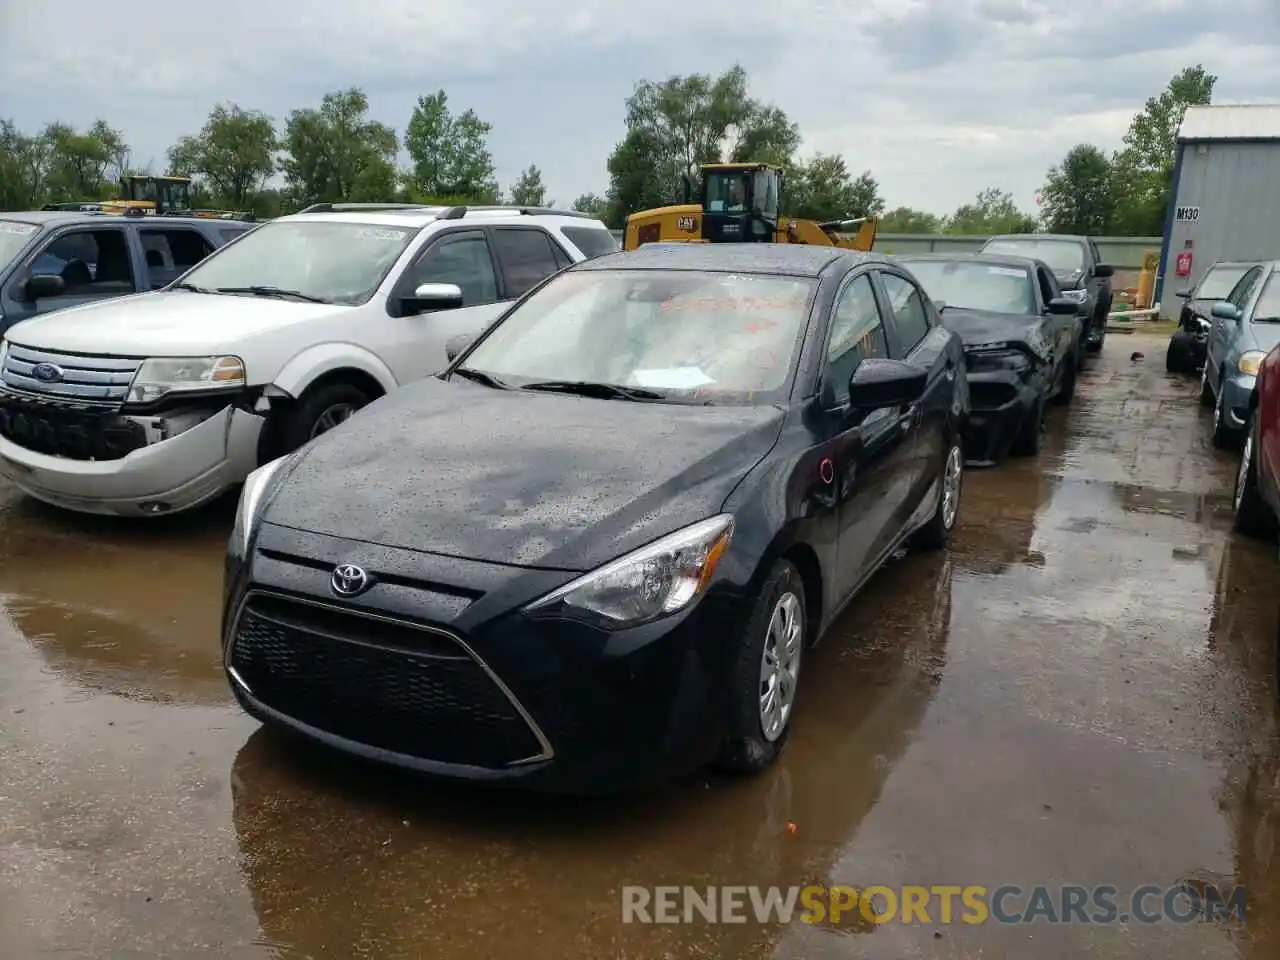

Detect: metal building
1157,104,1280,318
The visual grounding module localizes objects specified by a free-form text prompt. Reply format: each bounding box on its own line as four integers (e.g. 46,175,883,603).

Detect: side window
880,272,931,353
561,225,620,259
29,229,136,296
490,228,562,298
404,234,498,307
824,273,888,406
219,227,251,243
140,228,214,288
1229,267,1263,309
548,236,573,270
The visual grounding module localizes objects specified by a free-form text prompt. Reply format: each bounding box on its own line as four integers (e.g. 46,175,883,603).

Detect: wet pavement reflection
1,335,1278,959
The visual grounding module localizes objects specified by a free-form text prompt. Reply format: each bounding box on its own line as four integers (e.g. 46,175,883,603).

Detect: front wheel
1011,396,1044,456
1212,387,1238,449
1053,356,1077,405
1200,363,1215,407
712,560,807,775
912,439,963,550
274,381,373,456
1233,410,1276,539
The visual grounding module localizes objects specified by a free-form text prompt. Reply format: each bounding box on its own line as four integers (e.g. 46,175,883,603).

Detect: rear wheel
713,560,806,775
1233,409,1276,539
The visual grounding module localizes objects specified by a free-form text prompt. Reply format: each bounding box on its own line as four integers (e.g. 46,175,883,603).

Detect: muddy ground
1,333,1278,959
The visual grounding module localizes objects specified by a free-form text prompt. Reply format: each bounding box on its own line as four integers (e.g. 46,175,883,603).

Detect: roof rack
298,202,436,214
445,205,595,220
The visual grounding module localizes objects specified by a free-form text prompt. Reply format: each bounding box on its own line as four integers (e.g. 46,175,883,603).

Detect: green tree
785,155,884,223
166,104,278,210
42,120,128,200
1109,64,1216,235
878,207,943,233
1039,144,1113,235
403,90,499,201
604,65,800,223
509,165,547,206
279,88,398,204
0,120,52,209
945,188,1036,234
571,192,607,218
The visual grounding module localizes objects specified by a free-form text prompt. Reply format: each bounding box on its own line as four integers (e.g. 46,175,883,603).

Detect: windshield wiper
214,285,329,304
1252,316,1280,324
520,380,665,401
451,367,509,389
171,282,214,293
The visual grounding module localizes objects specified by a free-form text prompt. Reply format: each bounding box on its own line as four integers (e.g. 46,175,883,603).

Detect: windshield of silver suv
174,220,419,305
456,268,815,404
0,220,39,272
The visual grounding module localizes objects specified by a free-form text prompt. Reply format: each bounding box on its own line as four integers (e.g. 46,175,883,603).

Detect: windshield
457,269,816,404
983,238,1085,274
0,220,40,272
179,220,418,305
1252,273,1280,322
705,171,750,213
1197,265,1250,301
902,259,1035,315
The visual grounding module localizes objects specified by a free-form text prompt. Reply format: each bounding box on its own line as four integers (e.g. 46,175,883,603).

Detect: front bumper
1219,373,1257,432
222,526,750,794
960,373,1039,465
0,402,264,516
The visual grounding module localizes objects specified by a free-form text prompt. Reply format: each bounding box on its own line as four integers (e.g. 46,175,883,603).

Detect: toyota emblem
330,563,371,597
31,362,64,383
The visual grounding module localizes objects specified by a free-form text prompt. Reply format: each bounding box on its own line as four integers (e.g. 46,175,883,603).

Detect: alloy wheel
1236,428,1253,513
309,402,357,440
941,444,963,530
759,591,803,742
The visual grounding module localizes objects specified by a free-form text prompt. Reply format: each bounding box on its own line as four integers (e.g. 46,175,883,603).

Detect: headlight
968,346,1032,374
523,514,734,627
126,355,245,404
1059,288,1088,303
229,455,291,557
1238,350,1266,376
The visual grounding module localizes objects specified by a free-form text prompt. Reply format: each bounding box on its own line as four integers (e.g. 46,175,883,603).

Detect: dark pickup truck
979,234,1114,358
0,210,249,335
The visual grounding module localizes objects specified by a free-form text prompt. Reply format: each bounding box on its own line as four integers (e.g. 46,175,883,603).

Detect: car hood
940,307,1048,350
1246,320,1280,353
1053,269,1085,288
2,290,352,356
262,377,787,571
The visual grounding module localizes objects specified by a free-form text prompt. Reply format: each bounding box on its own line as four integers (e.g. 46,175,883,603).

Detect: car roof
579,243,885,278
280,204,607,230
985,233,1087,243
895,251,1039,272
0,211,229,229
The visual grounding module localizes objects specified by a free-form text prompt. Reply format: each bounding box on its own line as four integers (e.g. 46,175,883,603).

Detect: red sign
1175,251,1193,277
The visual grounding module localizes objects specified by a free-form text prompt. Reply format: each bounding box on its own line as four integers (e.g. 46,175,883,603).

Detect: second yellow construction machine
622,162,878,252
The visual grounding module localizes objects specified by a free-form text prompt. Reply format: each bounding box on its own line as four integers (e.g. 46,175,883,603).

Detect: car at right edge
1228,336,1280,700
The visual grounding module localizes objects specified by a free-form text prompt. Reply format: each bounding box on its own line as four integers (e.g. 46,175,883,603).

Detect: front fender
267,344,399,399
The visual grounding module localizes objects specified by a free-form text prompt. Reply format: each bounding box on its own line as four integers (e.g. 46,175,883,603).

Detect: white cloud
2,0,1278,215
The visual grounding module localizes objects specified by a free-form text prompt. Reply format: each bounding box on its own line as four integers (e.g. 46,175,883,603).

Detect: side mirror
21,274,65,301
1211,301,1242,322
1094,263,1114,278
444,333,474,362
1047,297,1079,315
1176,289,1193,299
403,281,463,315
846,358,928,410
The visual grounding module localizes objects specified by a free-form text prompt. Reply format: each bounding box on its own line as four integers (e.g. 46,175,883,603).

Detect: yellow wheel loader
622,162,877,252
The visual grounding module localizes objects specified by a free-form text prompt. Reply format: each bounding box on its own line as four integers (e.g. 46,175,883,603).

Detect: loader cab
699,163,781,243
120,175,194,216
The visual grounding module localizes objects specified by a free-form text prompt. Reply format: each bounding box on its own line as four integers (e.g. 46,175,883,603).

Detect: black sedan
221,244,969,793
896,253,1082,465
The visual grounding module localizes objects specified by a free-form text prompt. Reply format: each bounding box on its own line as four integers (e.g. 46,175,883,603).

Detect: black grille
969,381,1019,410
0,391,146,460
230,598,544,768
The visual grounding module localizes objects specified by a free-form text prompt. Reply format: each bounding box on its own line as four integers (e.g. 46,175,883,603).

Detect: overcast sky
3,0,1278,215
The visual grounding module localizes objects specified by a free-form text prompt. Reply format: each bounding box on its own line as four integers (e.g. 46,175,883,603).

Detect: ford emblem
31,362,64,383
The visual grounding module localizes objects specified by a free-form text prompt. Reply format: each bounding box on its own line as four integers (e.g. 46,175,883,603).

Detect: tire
1053,355,1077,405
911,438,963,550
1233,409,1277,540
1200,363,1215,408
274,381,373,456
1011,396,1044,457
1085,296,1110,355
1166,339,1186,374
712,560,807,775
1212,386,1238,450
